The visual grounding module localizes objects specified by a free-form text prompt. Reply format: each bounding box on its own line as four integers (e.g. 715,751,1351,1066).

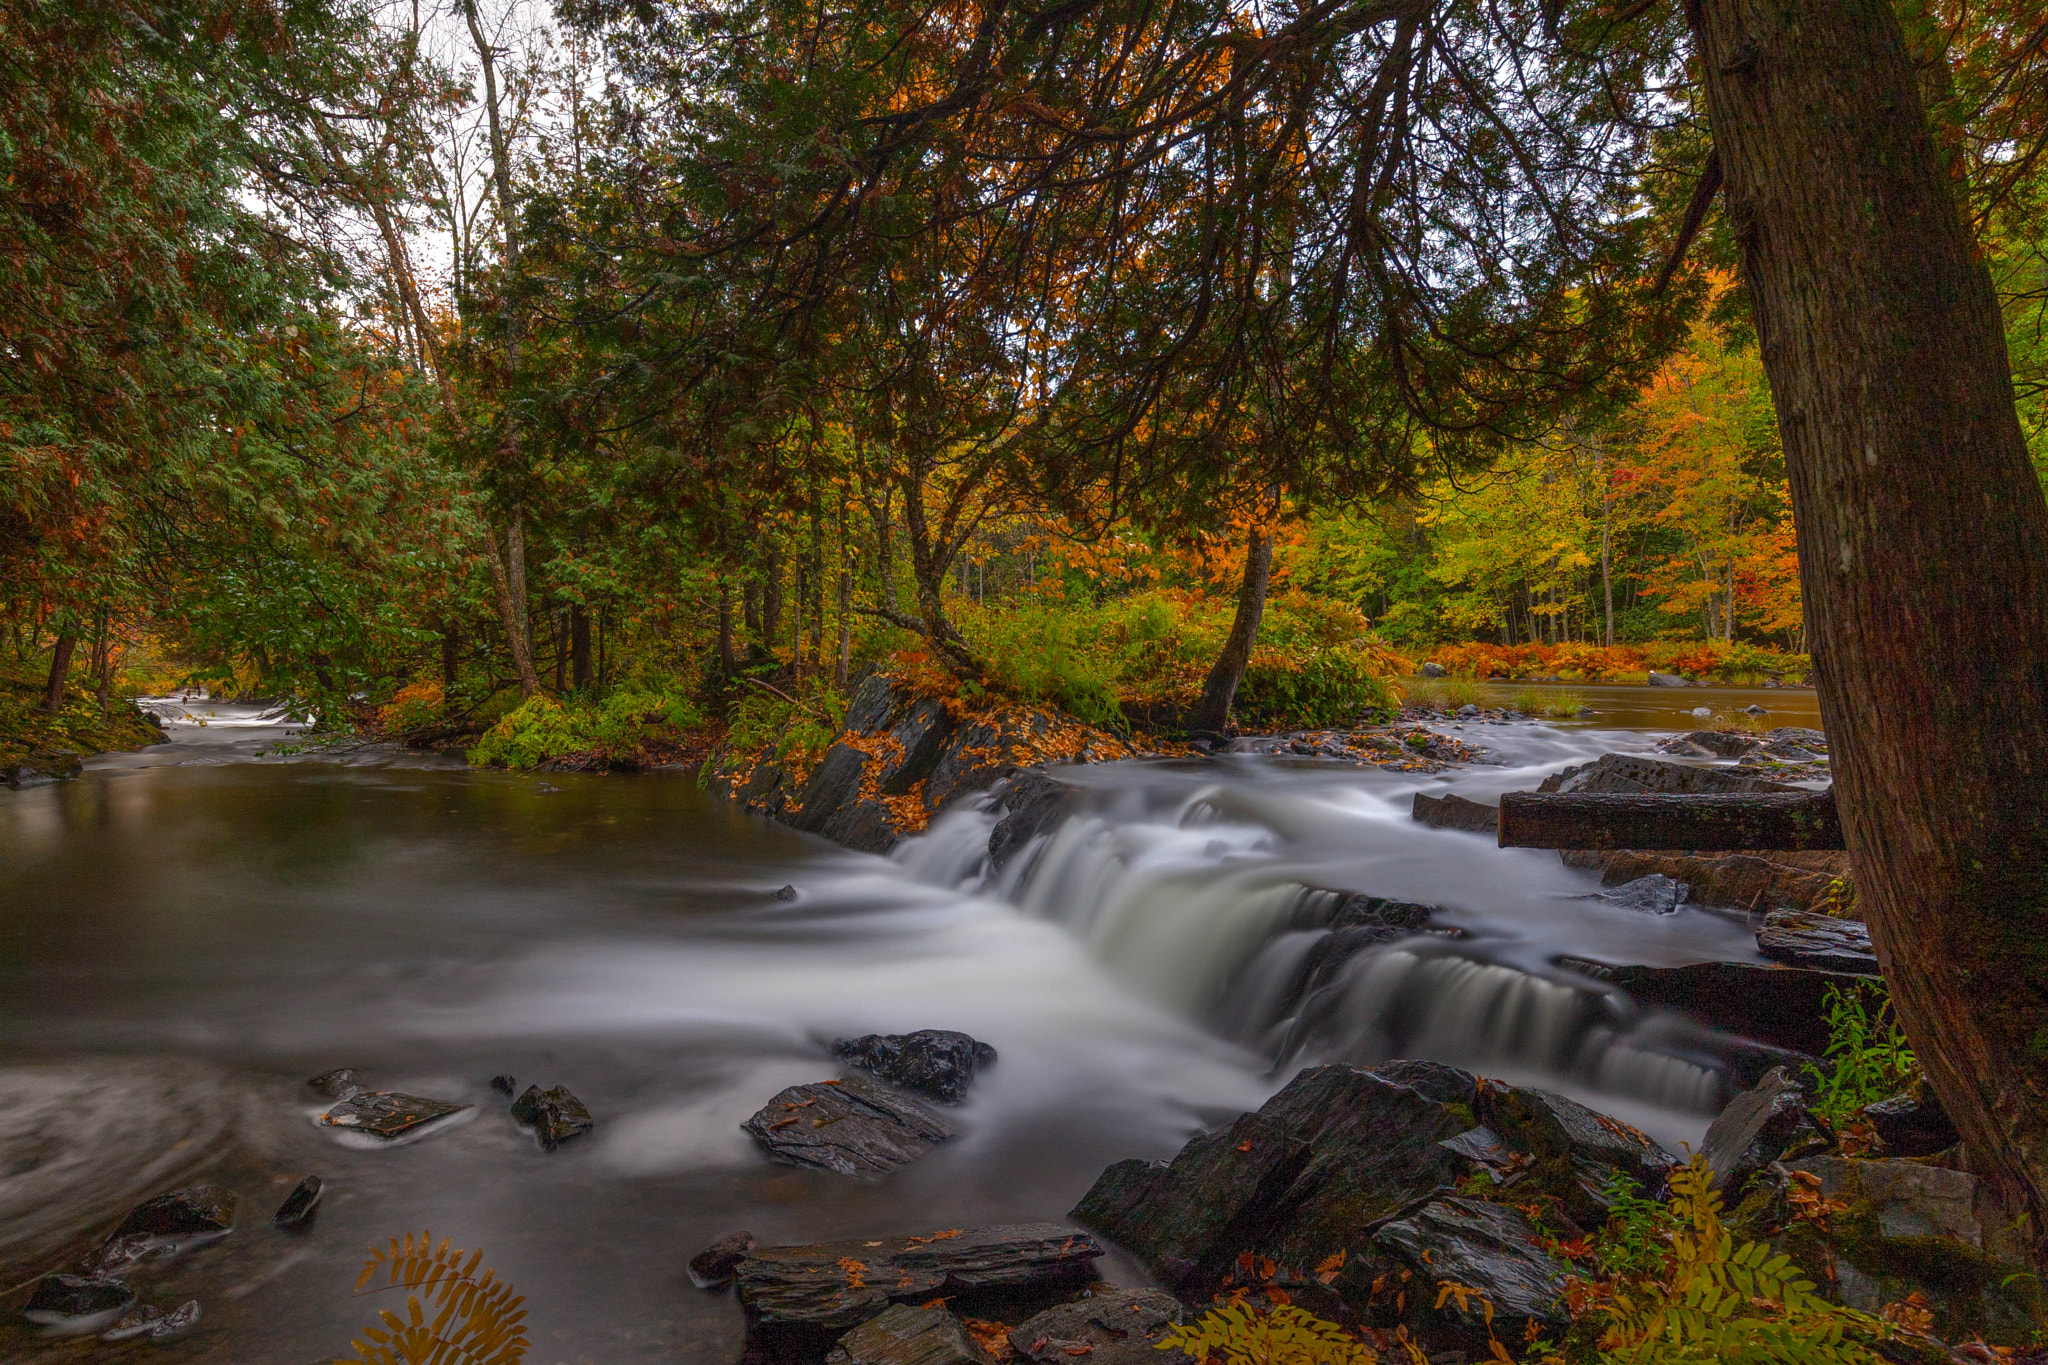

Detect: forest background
6,0,2048,767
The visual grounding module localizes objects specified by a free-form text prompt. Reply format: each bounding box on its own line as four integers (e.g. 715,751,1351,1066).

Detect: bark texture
1187,529,1274,734
1497,790,1843,852
41,632,75,713
1690,0,2048,1252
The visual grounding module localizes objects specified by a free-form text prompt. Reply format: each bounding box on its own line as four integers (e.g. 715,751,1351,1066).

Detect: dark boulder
1558,958,1857,1057
1768,727,1827,749
1646,671,1691,687
1371,1198,1571,1337
1537,753,1793,796
1370,1059,1481,1107
113,1185,236,1240
1410,792,1500,835
1479,1085,1676,1220
510,1084,594,1151
272,1176,323,1228
1698,1067,1823,1195
1757,909,1879,974
735,1224,1103,1330
832,1031,997,1104
322,1090,470,1141
490,1074,517,1095
689,1230,757,1289
1864,1091,1960,1158
743,1077,957,1177
308,1067,362,1099
23,1274,134,1326
1559,849,1846,915
825,1303,993,1365
1659,730,1759,759
1578,873,1688,916
1418,662,1449,678
1070,1064,1477,1289
773,884,799,902
1009,1288,1187,1365
987,772,1079,869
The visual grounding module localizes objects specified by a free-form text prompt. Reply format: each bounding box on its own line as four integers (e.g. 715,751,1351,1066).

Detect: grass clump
468,687,706,770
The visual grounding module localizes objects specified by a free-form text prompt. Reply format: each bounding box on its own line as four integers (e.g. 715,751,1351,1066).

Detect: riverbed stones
689,1230,756,1288
272,1176,323,1228
1410,791,1499,834
23,1273,134,1326
1646,671,1691,687
1537,752,1793,796
510,1084,594,1151
1069,1063,1478,1290
825,1303,993,1365
308,1067,362,1099
1659,729,1758,759
321,1089,470,1141
831,1031,997,1104
1371,1198,1571,1336
744,1076,957,1176
1009,1288,1186,1365
1578,873,1688,915
734,1224,1103,1329
1699,1067,1822,1195
1756,909,1879,974
101,1299,201,1343
111,1185,237,1241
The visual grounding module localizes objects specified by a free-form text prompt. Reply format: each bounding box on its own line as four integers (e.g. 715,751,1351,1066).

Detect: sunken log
1498,789,1843,851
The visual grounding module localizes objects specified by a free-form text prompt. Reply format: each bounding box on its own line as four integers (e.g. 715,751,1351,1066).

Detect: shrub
1803,982,1918,1126
378,681,445,732
1158,1302,1376,1365
468,687,706,770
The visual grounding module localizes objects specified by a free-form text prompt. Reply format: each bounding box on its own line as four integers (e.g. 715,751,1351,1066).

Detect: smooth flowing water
0,685,1821,1363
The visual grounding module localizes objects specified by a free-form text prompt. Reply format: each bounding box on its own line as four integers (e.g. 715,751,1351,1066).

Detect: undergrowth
1803,981,1919,1127
0,667,164,768
467,687,707,770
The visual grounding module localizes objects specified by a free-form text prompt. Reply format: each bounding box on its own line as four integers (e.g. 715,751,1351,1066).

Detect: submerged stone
307,1067,362,1099
23,1274,134,1326
831,1030,998,1104
744,1076,956,1177
322,1090,470,1140
490,1074,517,1096
509,1084,594,1151
688,1229,756,1288
112,1185,236,1240
273,1175,324,1228
101,1300,200,1343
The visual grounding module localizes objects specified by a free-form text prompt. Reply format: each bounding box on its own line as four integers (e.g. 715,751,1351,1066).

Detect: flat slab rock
1372,1197,1572,1332
1756,909,1878,974
832,1030,997,1104
322,1090,471,1140
1009,1288,1187,1365
735,1223,1104,1329
744,1076,957,1177
826,1303,993,1365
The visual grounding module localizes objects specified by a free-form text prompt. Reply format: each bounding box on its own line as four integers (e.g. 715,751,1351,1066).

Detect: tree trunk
718,581,738,677
441,626,460,687
486,515,542,699
1690,0,2048,1256
743,579,763,659
41,631,75,713
836,567,852,691
1187,529,1275,734
570,603,592,691
762,544,784,663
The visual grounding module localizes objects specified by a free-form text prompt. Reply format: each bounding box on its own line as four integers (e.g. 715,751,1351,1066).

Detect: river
0,684,1822,1363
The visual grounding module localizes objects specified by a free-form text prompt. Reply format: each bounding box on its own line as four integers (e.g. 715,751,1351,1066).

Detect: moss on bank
0,670,166,778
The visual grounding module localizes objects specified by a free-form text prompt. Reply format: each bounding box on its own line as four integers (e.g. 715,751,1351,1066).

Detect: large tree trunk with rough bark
41,631,75,713
1689,0,2048,1258
1187,529,1274,734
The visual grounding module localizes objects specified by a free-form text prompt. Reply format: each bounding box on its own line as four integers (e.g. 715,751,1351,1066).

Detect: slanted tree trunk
41,631,75,713
570,604,592,690
1690,0,2048,1257
1187,529,1274,735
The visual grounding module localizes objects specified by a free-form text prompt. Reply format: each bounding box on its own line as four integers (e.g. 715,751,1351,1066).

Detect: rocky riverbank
0,691,165,786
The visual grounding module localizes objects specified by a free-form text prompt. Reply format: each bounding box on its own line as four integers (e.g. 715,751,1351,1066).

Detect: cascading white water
895,751,1754,1119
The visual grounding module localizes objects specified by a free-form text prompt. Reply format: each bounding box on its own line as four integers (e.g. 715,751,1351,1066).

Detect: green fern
1157,1302,1379,1365
332,1230,529,1365
1598,1157,1881,1365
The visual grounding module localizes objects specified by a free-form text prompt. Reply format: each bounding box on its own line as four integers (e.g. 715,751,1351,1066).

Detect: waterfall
895,774,1738,1116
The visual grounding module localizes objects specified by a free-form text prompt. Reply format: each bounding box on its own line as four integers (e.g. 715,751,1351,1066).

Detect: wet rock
1742,704,1769,715
1699,1067,1822,1195
1559,849,1847,915
1371,1058,1482,1106
735,1223,1103,1329
1410,792,1499,835
1418,662,1448,677
510,1084,594,1151
1768,726,1827,749
1,751,83,787
1537,752,1793,796
101,1300,200,1343
1804,1158,1982,1245
1659,729,1757,759
1558,958,1858,1057
490,1074,517,1095
113,1186,236,1240
773,884,799,902
743,1076,957,1177
987,772,1078,869
1372,1198,1571,1335
825,1303,993,1365
1070,1064,1477,1290
1646,671,1691,687
1757,909,1879,974
1479,1085,1678,1193
832,1031,997,1104
308,1068,362,1099
1455,703,1479,718
689,1230,757,1289
23,1274,134,1327
1009,1288,1186,1365
1579,873,1688,916
272,1175,323,1228
1864,1092,1961,1158
321,1090,470,1141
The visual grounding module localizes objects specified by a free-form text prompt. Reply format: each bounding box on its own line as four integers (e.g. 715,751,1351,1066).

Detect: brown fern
332,1230,529,1365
